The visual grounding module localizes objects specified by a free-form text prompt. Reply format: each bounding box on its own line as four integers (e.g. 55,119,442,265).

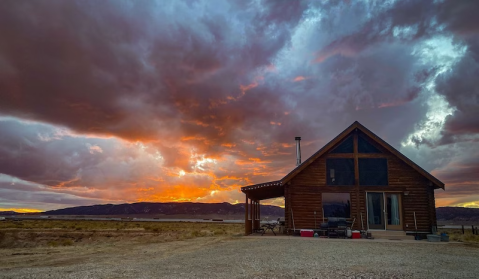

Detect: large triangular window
330,135,353,153
358,134,381,153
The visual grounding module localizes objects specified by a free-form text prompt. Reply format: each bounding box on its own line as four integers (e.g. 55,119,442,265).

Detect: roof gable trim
280,121,445,189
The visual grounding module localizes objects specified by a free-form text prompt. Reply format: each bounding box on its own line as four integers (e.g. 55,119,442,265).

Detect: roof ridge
279,121,444,189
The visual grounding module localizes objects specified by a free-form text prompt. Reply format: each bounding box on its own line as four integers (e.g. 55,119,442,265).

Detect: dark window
359,158,388,185
327,158,355,185
358,135,381,153
323,193,351,218
330,136,353,153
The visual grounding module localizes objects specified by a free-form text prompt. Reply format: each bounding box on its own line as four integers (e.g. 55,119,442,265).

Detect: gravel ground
1,236,478,278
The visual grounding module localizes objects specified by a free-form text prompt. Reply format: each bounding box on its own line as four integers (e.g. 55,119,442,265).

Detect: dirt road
1,236,479,278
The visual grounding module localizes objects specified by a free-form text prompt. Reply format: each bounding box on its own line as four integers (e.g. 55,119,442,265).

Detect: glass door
386,193,402,230
367,192,384,230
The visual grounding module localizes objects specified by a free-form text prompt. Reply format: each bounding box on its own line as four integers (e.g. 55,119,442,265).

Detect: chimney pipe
295,137,301,166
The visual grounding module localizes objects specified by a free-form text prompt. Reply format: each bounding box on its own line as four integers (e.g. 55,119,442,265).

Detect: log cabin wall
284,184,290,230
285,130,438,233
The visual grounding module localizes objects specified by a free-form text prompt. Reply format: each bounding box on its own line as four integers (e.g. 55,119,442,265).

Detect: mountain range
2,204,479,223
436,207,479,223
43,202,285,218
0,211,17,215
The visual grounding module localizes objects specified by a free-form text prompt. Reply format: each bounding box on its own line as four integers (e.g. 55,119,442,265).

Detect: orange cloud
377,100,409,109
240,82,258,92
266,63,277,72
221,143,236,148
293,76,306,82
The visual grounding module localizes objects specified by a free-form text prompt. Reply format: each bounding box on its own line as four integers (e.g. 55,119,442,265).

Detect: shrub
48,241,59,247
61,239,74,246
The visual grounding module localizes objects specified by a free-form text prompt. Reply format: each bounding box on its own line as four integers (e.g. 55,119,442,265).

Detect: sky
0,0,478,212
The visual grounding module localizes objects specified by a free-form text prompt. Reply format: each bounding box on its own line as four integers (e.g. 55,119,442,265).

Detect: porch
241,181,284,236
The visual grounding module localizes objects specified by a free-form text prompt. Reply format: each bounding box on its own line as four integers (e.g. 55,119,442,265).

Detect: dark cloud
435,37,479,144
0,0,302,147
314,0,479,62
436,0,479,35
312,0,479,147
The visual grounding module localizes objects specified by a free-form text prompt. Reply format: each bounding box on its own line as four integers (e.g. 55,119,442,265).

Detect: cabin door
367,192,402,230
367,192,384,230
385,193,402,230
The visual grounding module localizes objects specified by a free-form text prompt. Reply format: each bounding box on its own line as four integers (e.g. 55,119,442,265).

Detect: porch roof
241,180,284,200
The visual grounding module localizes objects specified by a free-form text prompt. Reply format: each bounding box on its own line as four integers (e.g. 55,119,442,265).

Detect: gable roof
242,121,445,197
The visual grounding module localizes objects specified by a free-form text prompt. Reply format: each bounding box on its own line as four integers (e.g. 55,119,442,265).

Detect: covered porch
241,181,284,235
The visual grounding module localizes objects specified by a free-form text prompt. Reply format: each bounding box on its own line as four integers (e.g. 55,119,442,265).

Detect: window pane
358,135,381,153
330,136,353,153
327,158,355,185
323,193,351,218
359,158,388,185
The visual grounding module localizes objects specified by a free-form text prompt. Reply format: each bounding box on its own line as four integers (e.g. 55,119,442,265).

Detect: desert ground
1,220,479,278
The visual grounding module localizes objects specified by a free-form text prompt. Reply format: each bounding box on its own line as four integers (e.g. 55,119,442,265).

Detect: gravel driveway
1,236,478,278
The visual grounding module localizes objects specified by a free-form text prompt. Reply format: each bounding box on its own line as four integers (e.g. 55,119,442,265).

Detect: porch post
254,200,261,230
251,200,257,231
245,195,251,235
257,200,260,220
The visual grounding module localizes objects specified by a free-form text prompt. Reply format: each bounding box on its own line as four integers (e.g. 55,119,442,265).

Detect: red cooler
352,230,361,239
300,229,314,237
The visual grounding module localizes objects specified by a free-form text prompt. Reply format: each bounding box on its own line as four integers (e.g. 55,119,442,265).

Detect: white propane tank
346,228,352,238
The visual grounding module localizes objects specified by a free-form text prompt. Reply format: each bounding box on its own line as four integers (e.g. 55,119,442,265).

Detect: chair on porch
260,218,280,236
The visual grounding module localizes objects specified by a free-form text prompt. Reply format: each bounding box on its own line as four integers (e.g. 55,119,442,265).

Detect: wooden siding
285,131,438,233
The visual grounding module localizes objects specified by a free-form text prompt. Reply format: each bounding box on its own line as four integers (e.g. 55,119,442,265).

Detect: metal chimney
295,137,301,166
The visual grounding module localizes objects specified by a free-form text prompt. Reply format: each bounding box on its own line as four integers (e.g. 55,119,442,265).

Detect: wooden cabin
241,121,445,236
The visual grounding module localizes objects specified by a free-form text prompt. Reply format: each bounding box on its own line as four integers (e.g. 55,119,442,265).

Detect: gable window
327,158,355,185
358,135,381,153
330,136,353,153
359,158,388,185
323,193,351,218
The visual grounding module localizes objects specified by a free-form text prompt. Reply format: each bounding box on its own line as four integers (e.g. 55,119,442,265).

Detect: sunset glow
0,208,42,213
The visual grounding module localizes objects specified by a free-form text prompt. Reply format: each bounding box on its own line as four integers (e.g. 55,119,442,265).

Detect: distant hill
0,211,18,215
436,207,479,223
6,205,478,222
44,202,285,218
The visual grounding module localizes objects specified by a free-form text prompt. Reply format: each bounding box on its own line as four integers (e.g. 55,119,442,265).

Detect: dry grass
438,228,479,243
0,220,244,248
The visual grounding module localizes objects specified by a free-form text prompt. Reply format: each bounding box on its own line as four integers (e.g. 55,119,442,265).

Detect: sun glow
0,208,42,213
